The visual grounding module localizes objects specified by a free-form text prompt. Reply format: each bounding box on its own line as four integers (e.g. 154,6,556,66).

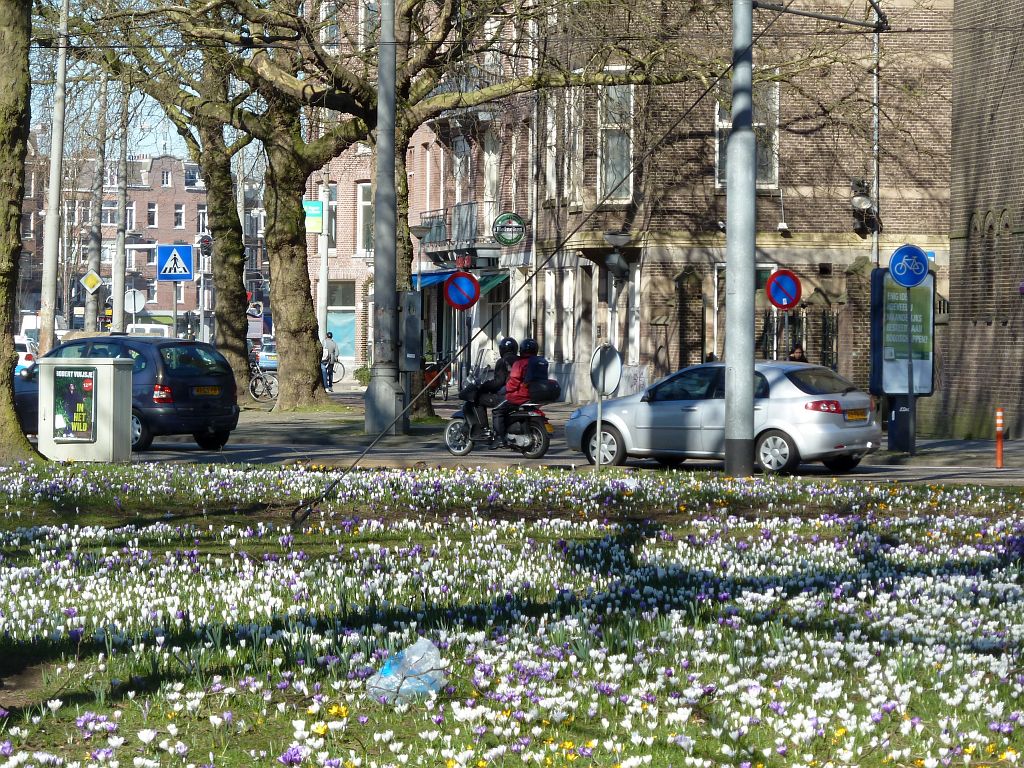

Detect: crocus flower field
1,462,1023,768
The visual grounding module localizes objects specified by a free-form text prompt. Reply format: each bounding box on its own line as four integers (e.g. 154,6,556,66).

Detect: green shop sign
492,212,526,246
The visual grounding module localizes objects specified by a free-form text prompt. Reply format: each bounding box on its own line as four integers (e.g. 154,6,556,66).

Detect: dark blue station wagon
16,335,239,450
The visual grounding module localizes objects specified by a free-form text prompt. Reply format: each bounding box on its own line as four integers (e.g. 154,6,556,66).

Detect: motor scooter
444,379,553,459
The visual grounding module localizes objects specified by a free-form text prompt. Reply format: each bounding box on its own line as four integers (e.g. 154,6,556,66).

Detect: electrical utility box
399,290,422,372
37,357,133,462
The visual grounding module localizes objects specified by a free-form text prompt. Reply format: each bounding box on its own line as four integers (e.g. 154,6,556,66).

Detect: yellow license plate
544,422,555,433
194,386,220,396
845,408,867,422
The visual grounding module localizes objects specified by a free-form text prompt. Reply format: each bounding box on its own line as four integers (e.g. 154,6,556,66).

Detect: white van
20,312,68,343
126,323,173,337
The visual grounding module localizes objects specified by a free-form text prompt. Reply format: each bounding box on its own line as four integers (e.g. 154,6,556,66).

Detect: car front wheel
755,430,799,474
131,411,153,451
585,424,626,466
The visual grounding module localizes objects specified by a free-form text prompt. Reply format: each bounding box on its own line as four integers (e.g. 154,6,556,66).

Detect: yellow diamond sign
80,269,102,295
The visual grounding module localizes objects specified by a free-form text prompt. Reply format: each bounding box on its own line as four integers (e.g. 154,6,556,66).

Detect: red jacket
504,356,531,404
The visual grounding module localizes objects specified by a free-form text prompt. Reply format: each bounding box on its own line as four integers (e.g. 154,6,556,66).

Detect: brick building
312,0,951,403
941,0,1024,438
16,146,250,341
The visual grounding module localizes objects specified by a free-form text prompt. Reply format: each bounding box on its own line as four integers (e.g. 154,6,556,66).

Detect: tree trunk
263,123,326,410
198,123,250,402
0,0,36,461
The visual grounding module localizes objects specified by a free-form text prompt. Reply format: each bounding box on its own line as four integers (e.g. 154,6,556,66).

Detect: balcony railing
418,200,501,259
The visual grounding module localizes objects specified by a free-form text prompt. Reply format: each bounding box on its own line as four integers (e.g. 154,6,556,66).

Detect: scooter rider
469,337,519,439
492,337,537,446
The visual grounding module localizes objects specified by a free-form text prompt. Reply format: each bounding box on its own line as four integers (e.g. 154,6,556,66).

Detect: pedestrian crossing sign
157,244,194,281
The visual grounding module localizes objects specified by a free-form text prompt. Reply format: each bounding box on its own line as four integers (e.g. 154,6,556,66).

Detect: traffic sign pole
906,286,915,456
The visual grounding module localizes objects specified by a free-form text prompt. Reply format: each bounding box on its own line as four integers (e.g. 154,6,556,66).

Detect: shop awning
479,272,509,295
411,270,457,289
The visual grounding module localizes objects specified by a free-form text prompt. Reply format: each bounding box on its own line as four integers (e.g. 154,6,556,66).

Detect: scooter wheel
521,420,550,459
444,418,474,456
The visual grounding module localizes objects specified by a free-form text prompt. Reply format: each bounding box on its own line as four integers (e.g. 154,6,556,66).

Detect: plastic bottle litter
365,638,447,704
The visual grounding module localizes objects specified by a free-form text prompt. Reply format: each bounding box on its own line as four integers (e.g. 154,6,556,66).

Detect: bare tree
0,0,34,461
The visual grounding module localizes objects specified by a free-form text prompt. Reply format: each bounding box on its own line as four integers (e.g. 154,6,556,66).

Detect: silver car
564,361,881,473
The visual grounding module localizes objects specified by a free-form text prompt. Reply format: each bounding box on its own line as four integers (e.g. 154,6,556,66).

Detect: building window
101,244,113,264
482,129,500,227
321,0,338,50
146,248,157,266
328,182,338,250
64,200,77,226
126,202,136,231
356,182,373,258
174,203,184,228
326,280,357,358
161,170,171,187
175,281,185,304
79,202,91,224
598,82,633,201
197,204,208,234
358,0,379,49
147,202,158,227
544,99,557,199
147,279,158,302
21,213,32,239
184,166,200,187
101,200,118,225
715,78,779,188
565,87,584,206
105,164,118,187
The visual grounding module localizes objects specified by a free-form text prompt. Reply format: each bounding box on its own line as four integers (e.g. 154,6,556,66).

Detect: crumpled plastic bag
365,638,447,704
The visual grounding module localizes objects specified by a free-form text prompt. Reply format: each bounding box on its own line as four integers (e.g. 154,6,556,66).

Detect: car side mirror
640,389,651,402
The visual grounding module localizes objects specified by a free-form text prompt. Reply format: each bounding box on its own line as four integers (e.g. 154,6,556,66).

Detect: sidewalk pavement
234,386,1014,470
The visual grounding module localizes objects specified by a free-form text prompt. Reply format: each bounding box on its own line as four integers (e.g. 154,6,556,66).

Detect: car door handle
681,407,698,412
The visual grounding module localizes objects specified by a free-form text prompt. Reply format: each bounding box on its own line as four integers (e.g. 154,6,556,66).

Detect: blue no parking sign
765,269,802,310
443,271,481,310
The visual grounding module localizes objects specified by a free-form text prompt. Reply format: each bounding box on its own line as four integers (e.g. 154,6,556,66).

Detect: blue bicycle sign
888,244,929,288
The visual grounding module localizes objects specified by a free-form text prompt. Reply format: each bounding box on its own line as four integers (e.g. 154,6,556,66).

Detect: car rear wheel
194,430,231,450
585,424,626,466
822,455,861,473
131,411,153,451
756,430,799,474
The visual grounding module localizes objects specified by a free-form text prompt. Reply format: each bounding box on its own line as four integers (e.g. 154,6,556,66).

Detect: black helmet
520,338,539,356
498,337,519,357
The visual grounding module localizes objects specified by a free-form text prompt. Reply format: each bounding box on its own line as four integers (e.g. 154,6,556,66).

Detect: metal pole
872,19,880,267
85,78,108,332
172,283,178,339
364,0,401,434
39,0,70,354
317,171,329,340
906,286,915,455
111,89,128,333
724,0,756,476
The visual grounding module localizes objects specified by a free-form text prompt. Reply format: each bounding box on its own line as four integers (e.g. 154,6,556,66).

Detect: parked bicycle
249,362,279,401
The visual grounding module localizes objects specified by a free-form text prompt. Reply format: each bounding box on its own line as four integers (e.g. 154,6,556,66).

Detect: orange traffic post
996,407,1005,469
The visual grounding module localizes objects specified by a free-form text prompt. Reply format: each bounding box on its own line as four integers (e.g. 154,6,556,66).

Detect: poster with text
869,269,935,395
53,367,97,443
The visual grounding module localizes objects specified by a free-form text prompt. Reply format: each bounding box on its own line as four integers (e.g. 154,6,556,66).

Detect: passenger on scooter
492,338,539,446
470,337,519,439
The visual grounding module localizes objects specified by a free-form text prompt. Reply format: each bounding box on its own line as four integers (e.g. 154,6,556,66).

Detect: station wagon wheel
131,410,153,451
586,424,626,466
755,430,799,474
